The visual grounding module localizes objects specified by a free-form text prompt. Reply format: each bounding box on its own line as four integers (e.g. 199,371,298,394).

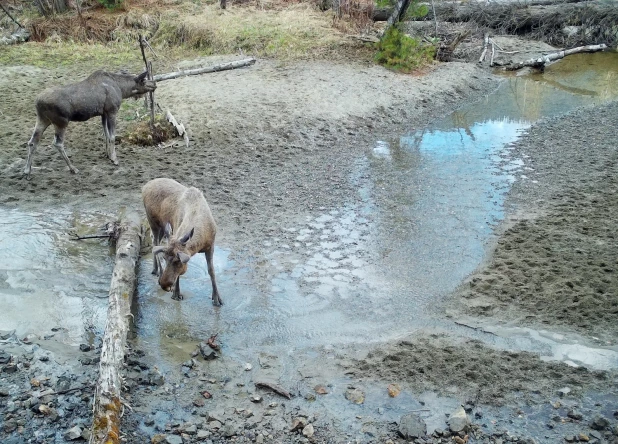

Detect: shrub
374,25,436,72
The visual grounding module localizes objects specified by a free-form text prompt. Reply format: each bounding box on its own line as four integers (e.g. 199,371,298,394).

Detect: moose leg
23,117,50,179
106,113,119,166
205,246,222,306
52,125,79,174
151,228,162,276
101,115,111,160
171,278,183,301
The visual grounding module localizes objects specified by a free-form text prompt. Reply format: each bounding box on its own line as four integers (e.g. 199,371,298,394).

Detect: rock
564,436,576,443
184,424,197,435
447,406,470,433
567,409,583,420
387,383,401,397
245,363,252,371
165,435,183,444
199,343,218,360
56,376,71,392
579,433,590,442
256,434,264,443
474,408,483,419
398,413,427,439
222,424,236,437
557,387,571,397
590,415,609,430
3,419,17,433
79,344,91,352
193,398,205,407
251,395,263,403
345,388,365,404
0,388,9,396
151,372,165,386
454,436,466,444
314,384,329,395
197,430,210,439
302,424,314,438
64,426,82,440
291,418,307,432
589,431,602,440
3,363,17,373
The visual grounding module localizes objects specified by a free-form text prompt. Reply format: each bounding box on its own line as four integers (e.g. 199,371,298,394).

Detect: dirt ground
1,46,618,443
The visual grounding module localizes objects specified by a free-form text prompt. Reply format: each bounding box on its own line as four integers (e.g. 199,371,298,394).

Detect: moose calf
142,178,222,305
24,70,156,178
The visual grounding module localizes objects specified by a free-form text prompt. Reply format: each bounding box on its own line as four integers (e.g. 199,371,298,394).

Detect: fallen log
502,43,607,70
90,210,142,444
153,58,256,82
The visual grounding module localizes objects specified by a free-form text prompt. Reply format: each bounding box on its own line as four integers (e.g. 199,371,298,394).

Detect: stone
165,435,183,444
398,413,427,439
0,388,9,396
0,330,15,340
345,388,365,404
557,387,571,397
256,434,264,443
448,406,470,433
197,430,210,439
579,433,590,442
564,436,576,443
589,431,602,440
222,424,236,437
199,343,218,360
475,408,483,419
184,424,197,435
302,424,314,438
591,415,609,430
291,418,307,432
79,344,91,352
64,426,82,440
3,364,17,373
567,409,583,421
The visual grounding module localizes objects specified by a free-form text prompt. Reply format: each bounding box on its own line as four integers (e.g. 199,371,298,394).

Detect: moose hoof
171,294,183,301
70,168,80,175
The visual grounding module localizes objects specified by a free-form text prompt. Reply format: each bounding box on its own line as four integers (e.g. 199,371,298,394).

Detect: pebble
302,424,314,438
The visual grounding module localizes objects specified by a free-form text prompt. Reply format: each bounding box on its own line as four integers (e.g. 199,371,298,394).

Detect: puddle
0,207,112,345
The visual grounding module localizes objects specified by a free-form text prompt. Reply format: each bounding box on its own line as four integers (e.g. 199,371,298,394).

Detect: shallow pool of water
0,208,113,345
130,52,618,374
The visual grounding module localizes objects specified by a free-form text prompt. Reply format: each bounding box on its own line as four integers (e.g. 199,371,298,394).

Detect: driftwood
153,58,256,82
502,43,607,70
90,210,142,444
165,110,190,147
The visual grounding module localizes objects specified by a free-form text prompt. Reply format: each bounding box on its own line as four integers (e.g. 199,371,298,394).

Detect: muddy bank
450,101,618,343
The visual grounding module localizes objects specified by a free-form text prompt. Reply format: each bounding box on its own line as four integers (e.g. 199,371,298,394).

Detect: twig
142,38,158,59
0,2,24,28
70,233,113,241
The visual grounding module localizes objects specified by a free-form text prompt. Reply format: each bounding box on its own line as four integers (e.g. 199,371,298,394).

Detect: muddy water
0,208,113,345
129,52,618,379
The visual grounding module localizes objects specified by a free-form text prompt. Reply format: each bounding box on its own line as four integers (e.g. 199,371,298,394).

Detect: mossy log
90,210,142,444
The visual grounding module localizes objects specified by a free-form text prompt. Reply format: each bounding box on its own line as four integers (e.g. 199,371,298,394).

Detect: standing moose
24,70,156,178
142,178,222,305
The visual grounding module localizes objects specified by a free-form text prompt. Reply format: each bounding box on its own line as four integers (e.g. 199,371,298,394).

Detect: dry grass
152,2,347,58
125,112,177,145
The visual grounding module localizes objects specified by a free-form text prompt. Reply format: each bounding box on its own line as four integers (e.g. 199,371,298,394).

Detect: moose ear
164,222,173,238
135,71,148,82
177,252,191,264
179,228,194,245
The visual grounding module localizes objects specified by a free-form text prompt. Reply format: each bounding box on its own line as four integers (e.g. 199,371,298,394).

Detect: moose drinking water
24,70,157,179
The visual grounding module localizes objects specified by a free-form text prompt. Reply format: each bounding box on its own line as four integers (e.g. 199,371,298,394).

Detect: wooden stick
478,32,489,63
490,41,496,67
255,381,292,399
153,58,256,82
90,210,142,444
504,43,607,70
148,61,155,127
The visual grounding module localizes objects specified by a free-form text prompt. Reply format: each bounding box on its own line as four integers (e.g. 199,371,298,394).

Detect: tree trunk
90,210,142,444
153,58,256,82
